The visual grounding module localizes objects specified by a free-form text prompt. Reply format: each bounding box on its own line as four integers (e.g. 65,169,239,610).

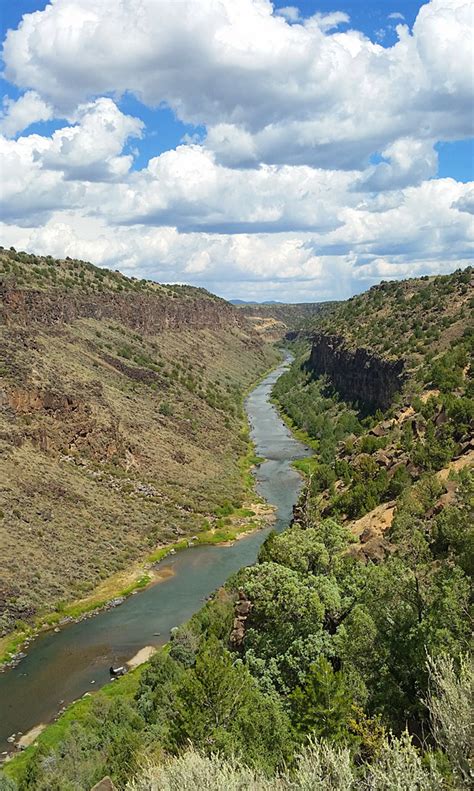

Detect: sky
0,0,473,302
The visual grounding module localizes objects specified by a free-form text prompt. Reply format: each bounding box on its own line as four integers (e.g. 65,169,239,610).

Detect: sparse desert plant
426,653,473,786
125,734,444,791
364,732,443,790
159,401,173,416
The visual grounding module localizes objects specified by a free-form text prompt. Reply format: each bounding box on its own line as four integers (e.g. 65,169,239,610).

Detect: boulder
91,779,117,791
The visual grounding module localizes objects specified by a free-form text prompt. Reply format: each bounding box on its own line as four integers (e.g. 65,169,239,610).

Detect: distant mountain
229,299,284,305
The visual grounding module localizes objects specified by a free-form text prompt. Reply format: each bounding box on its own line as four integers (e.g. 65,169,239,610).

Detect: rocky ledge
308,333,406,411
0,286,248,336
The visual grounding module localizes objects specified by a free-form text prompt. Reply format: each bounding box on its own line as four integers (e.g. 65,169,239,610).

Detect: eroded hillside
309,269,473,405
0,248,278,642
274,267,473,557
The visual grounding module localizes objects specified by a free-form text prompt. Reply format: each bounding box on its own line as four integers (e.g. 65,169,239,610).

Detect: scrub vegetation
0,249,278,660
1,264,472,790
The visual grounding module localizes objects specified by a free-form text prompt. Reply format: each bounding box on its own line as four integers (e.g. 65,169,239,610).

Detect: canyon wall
0,286,245,335
308,333,406,411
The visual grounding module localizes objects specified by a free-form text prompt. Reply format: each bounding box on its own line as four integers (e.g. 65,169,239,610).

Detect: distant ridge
230,299,284,305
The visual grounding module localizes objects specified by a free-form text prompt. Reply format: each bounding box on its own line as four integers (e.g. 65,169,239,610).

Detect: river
0,356,310,753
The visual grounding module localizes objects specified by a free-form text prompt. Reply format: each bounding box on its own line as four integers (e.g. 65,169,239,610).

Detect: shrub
426,653,473,785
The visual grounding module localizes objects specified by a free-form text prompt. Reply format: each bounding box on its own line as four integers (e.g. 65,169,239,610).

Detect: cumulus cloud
1,199,471,301
39,98,143,181
0,91,53,137
1,111,472,299
0,0,472,300
453,188,474,214
355,138,438,191
2,0,473,170
304,11,350,31
103,144,354,232
0,99,143,223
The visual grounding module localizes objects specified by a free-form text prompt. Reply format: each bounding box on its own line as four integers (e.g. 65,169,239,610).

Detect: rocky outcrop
90,778,117,791
6,387,79,414
308,334,406,411
0,286,246,336
229,589,252,649
237,301,329,324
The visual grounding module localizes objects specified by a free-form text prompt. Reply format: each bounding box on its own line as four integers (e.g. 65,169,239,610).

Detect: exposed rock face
308,334,406,411
90,778,117,791
0,286,246,336
229,589,252,649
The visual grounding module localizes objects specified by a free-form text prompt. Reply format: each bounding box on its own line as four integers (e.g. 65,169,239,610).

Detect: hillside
234,300,337,341
274,267,473,530
316,270,472,363
0,248,278,653
307,269,472,409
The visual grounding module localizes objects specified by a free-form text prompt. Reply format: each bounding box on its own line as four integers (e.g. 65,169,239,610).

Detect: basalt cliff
308,333,406,411
0,283,244,334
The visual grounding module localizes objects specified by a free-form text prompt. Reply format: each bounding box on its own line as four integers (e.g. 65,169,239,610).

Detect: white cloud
304,11,350,32
0,99,143,223
97,144,354,232
39,98,143,181
0,116,471,299
0,91,53,137
0,0,472,300
275,6,300,23
388,12,405,21
453,188,474,214
2,0,472,170
1,200,471,302
355,138,438,191
321,179,474,262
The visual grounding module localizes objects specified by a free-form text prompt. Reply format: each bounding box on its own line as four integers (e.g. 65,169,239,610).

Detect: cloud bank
0,0,472,300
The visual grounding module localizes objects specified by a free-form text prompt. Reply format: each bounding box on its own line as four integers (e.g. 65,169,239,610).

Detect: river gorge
0,357,311,755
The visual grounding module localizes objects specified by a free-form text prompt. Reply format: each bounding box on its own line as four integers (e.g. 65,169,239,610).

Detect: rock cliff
308,333,406,411
0,285,244,335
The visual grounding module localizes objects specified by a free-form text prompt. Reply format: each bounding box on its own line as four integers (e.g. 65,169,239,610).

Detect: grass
0,629,35,668
147,540,189,564
292,456,319,477
0,574,152,667
239,442,266,495
270,396,319,451
195,521,258,544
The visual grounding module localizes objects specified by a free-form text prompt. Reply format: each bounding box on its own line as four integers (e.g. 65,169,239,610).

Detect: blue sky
0,0,472,300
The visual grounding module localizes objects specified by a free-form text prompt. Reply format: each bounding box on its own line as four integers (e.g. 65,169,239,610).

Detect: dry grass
0,304,278,650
